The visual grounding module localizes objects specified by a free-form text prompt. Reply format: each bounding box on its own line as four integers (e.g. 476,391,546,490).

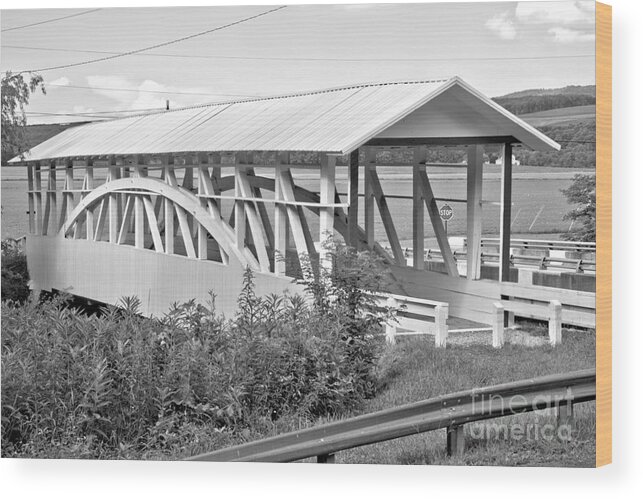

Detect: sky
0,1,596,124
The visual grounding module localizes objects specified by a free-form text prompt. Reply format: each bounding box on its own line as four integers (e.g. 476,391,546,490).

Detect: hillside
520,105,596,127
498,85,596,99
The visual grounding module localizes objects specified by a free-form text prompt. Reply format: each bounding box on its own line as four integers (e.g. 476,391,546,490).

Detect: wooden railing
375,292,449,347
186,369,595,463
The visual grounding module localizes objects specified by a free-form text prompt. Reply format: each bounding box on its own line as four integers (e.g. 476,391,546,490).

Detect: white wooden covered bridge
12,76,593,329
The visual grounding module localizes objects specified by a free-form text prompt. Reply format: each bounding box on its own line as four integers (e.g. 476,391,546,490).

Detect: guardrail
376,292,449,347
186,369,595,463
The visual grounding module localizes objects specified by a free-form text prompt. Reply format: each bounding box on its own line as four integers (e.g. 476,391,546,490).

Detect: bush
1,245,388,459
1,238,30,303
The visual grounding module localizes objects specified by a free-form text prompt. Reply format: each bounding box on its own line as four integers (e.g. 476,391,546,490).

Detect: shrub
1,245,388,458
1,238,30,303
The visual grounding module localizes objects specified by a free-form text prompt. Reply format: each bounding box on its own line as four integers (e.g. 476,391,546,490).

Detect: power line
17,5,287,74
7,43,594,63
1,9,102,33
45,82,260,98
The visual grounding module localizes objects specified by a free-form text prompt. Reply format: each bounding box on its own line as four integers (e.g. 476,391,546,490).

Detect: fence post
385,296,397,345
492,302,505,348
548,300,562,346
435,303,448,348
446,424,465,457
317,453,336,463
556,392,575,442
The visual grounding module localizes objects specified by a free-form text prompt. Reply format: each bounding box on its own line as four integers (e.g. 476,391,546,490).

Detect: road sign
439,204,454,222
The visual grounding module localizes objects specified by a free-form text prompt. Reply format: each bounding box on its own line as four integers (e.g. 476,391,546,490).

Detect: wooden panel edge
595,1,612,468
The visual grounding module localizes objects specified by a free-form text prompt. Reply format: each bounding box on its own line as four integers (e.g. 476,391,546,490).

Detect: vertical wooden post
235,164,246,252
364,148,376,249
446,424,465,457
319,154,336,272
43,161,57,236
466,145,483,280
164,159,175,255
347,148,360,248
499,143,513,282
34,163,43,235
83,161,94,239
412,147,427,270
133,158,145,249
435,303,449,348
385,296,398,345
27,164,35,234
274,154,288,276
197,158,208,260
492,302,505,348
549,300,562,346
59,160,74,231
108,158,121,244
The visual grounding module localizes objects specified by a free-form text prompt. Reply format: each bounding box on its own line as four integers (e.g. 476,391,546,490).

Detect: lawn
332,326,596,466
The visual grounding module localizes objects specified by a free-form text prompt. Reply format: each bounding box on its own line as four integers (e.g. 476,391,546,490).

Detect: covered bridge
11,76,567,325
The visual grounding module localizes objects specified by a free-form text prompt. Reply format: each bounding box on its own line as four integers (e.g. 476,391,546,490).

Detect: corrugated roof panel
10,77,560,163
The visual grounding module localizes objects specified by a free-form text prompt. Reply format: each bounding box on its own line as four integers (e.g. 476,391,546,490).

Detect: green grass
332,327,596,466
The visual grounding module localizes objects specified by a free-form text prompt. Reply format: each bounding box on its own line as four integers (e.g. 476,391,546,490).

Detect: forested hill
492,85,596,115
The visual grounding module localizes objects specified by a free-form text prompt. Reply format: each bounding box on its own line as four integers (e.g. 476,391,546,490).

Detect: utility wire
45,82,260,98
1,9,102,32
7,43,594,63
17,5,287,74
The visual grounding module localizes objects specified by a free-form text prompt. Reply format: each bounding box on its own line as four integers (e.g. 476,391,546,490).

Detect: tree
561,174,596,242
1,71,45,164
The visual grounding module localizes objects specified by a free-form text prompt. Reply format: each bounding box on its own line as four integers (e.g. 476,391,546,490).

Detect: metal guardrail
186,369,595,463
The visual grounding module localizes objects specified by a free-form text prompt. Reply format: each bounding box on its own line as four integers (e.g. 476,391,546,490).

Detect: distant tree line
492,93,596,115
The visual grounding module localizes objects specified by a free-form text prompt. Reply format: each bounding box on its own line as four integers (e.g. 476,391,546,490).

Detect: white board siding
27,235,303,318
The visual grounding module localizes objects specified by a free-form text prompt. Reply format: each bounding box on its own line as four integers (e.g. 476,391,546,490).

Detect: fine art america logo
466,387,576,442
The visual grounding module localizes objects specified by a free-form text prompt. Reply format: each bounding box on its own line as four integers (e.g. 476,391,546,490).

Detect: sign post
439,203,454,235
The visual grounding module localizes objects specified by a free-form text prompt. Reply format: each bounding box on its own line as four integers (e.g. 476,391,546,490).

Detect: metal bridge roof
10,77,560,164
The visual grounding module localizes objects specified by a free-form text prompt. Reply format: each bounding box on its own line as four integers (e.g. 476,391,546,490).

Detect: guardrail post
435,303,448,348
385,296,397,345
446,424,465,457
548,300,562,346
317,453,335,463
556,397,575,441
492,302,505,348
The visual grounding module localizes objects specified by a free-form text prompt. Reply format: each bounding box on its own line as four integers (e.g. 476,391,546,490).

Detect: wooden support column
196,160,208,260
364,148,376,249
412,147,427,270
466,145,484,280
59,160,74,231
108,158,121,244
27,164,35,234
274,154,288,276
42,162,57,236
83,161,94,239
235,164,247,253
499,143,513,282
347,148,360,248
319,154,336,272
34,163,43,235
164,158,176,255
133,159,145,249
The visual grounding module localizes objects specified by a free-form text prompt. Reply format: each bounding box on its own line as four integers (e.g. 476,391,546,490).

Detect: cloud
49,76,71,86
548,27,595,43
85,75,212,112
515,1,595,25
485,12,517,40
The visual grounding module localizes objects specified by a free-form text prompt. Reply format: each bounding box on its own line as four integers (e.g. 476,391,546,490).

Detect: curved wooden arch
60,177,257,269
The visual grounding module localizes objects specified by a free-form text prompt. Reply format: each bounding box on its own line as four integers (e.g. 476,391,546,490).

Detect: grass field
520,105,596,127
1,165,592,241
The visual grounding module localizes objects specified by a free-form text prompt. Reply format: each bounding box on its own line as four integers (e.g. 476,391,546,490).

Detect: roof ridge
77,78,454,126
